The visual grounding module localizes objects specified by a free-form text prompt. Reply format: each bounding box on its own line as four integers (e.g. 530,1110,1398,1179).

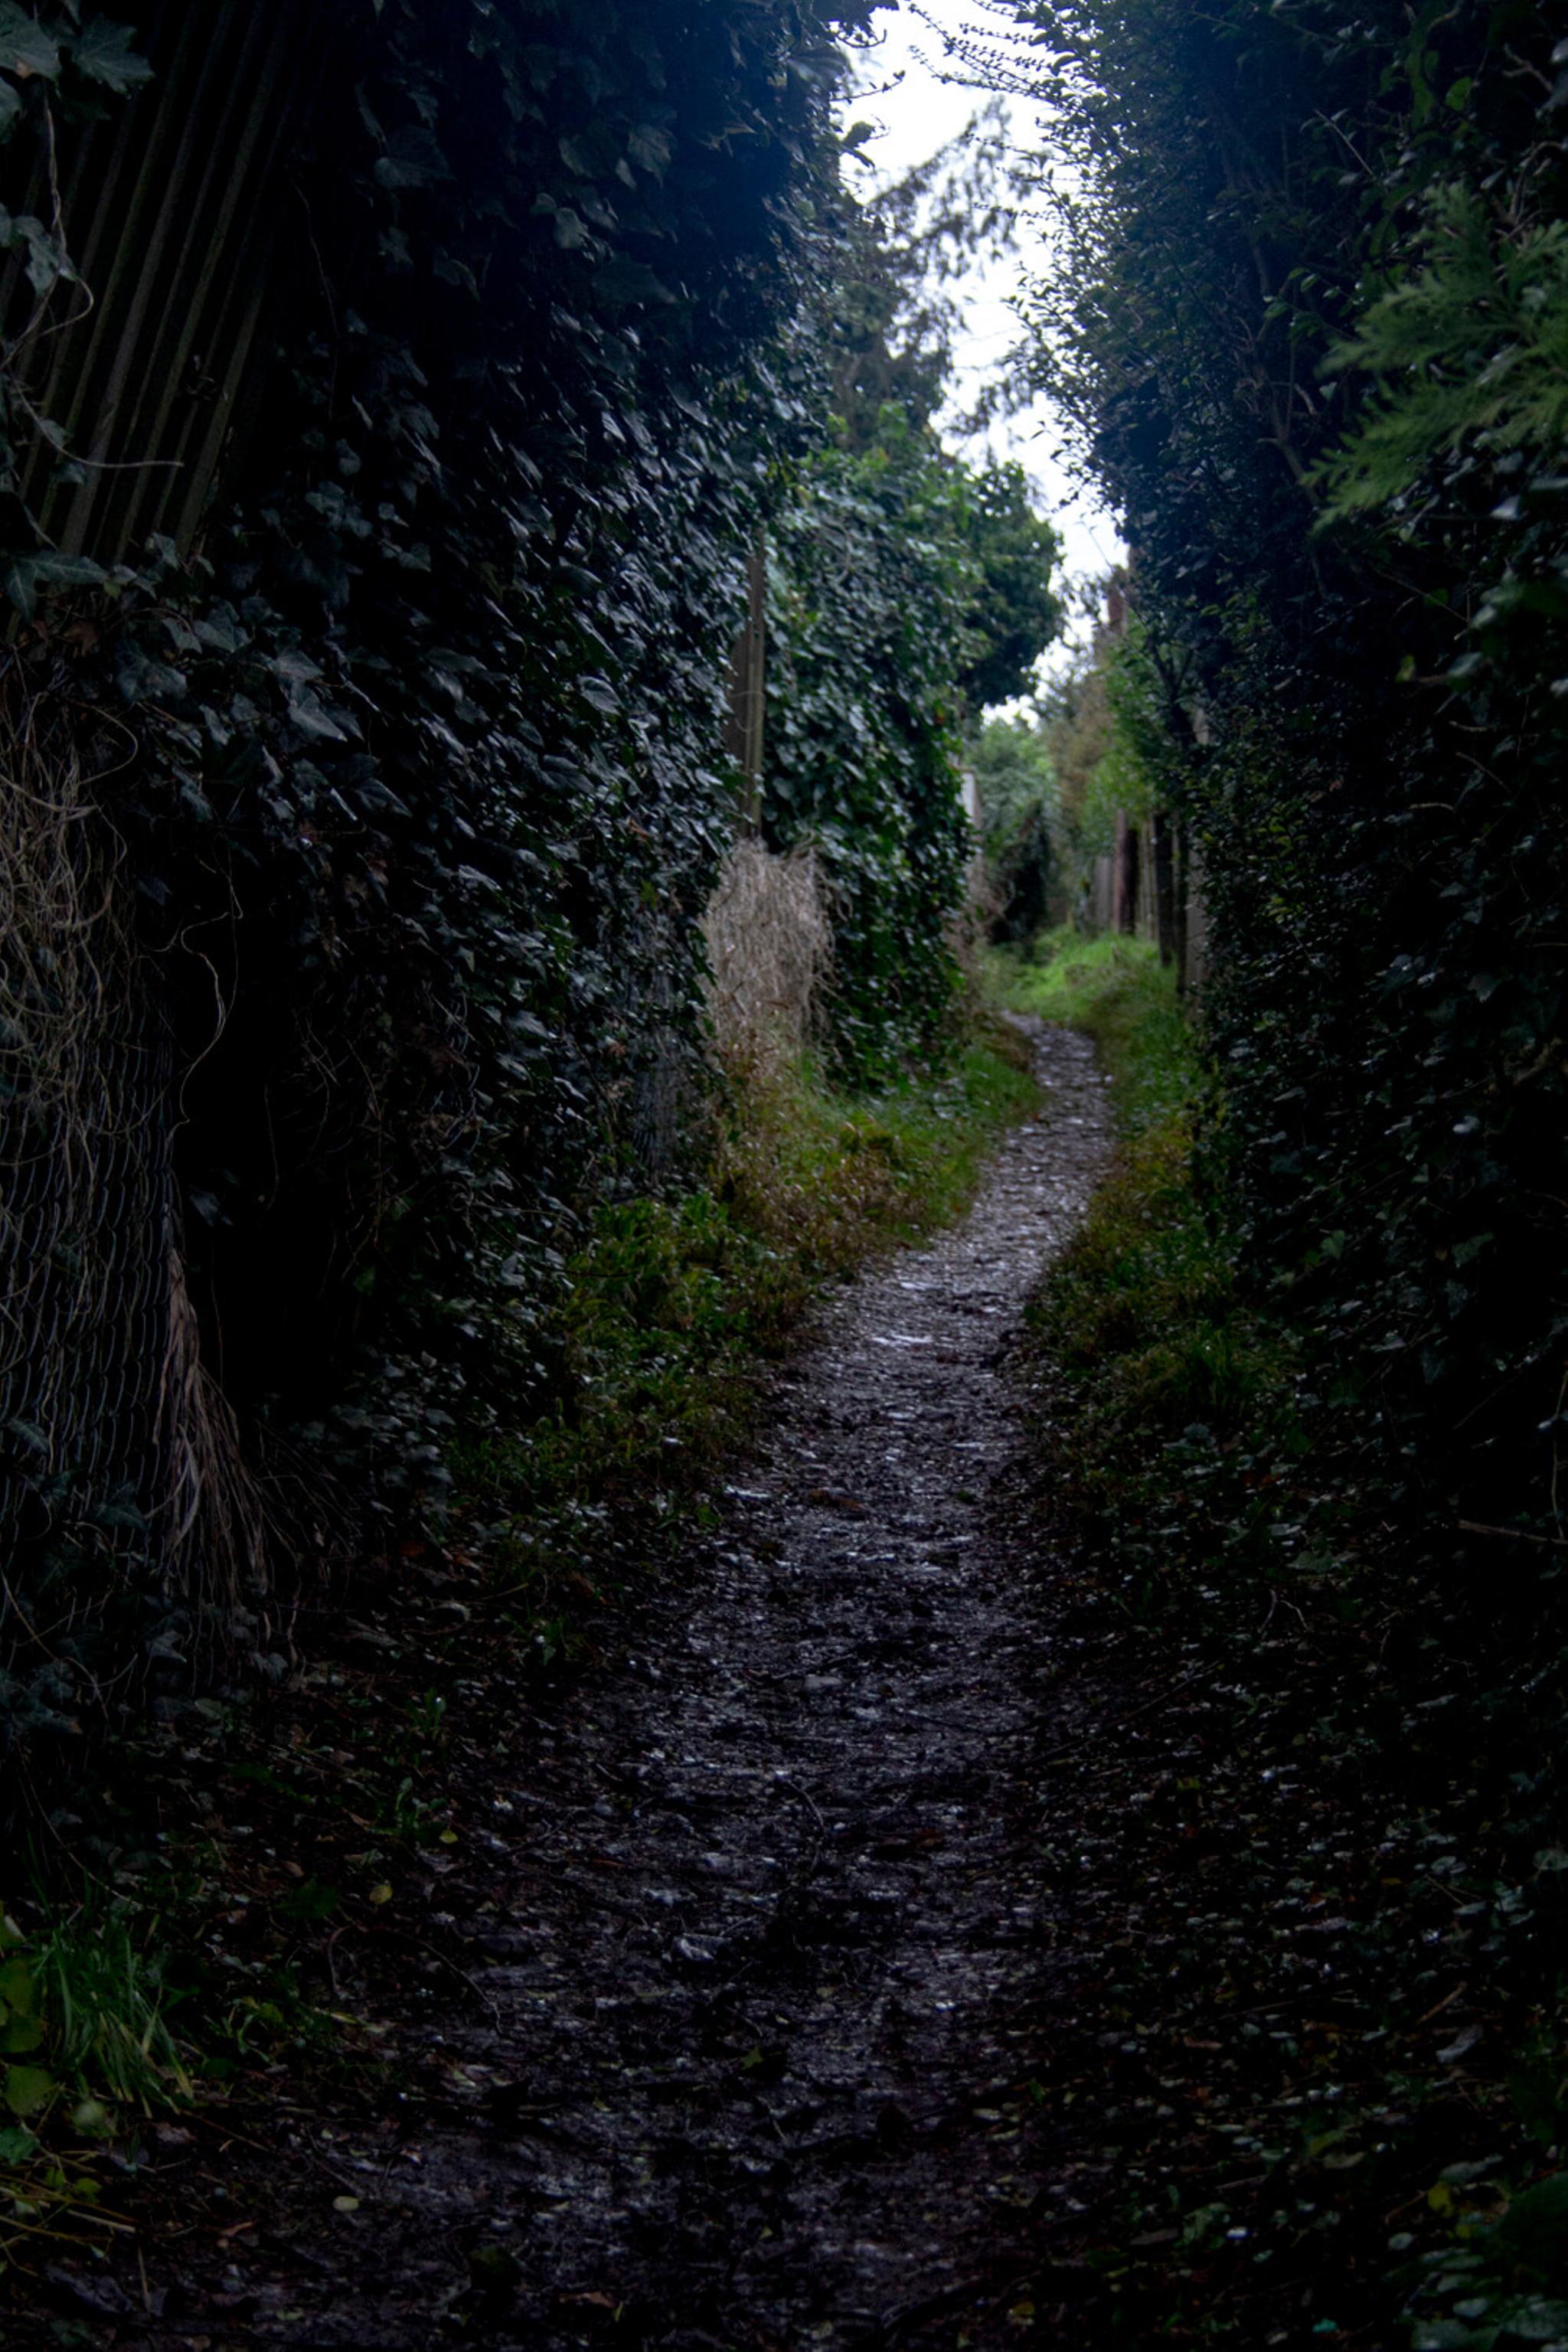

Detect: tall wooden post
725,539,766,829
1152,807,1176,967
1174,824,1191,996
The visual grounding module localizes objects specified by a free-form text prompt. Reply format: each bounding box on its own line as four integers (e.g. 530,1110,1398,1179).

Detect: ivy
0,0,903,1753
763,410,975,1079
995,0,1568,1545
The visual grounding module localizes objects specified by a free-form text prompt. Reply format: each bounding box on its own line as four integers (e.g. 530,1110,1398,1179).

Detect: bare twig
1457,1519,1568,1551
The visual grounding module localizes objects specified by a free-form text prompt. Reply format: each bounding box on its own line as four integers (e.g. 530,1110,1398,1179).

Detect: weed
995,932,1302,1595
447,1026,1039,1639
0,1893,191,2269
988,929,1193,1133
3,1896,191,2118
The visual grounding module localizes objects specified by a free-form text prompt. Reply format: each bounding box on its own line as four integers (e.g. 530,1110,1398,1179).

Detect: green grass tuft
448,1025,1040,1645
988,928,1195,1132
991,929,1299,1592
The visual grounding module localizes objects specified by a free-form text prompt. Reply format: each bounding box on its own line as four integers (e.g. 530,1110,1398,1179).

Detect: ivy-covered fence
0,0,896,1773
6,0,328,570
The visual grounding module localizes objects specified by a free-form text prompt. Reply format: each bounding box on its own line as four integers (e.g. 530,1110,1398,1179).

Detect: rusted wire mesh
0,710,262,1746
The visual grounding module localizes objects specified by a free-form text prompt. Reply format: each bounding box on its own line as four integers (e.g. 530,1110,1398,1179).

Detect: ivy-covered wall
0,0,896,1755
763,413,977,1079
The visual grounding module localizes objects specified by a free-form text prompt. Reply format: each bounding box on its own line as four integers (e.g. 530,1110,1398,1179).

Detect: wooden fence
1087,811,1207,995
7,0,328,567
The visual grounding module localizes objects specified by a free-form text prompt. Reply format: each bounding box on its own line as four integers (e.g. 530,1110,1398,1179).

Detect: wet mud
76,1024,1115,2350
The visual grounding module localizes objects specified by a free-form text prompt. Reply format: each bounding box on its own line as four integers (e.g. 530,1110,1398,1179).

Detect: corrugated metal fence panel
12,0,329,567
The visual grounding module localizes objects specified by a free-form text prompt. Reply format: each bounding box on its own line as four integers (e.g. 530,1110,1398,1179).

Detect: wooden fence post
1116,815,1141,936
1152,807,1176,967
1174,824,1191,996
725,538,766,829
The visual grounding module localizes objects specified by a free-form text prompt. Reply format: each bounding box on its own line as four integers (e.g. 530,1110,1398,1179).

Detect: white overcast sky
837,0,1125,678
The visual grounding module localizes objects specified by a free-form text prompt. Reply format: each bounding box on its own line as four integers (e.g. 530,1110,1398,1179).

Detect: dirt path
87,1026,1114,2350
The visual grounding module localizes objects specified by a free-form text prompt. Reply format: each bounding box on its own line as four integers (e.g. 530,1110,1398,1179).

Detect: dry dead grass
701,837,831,1070
0,705,263,1663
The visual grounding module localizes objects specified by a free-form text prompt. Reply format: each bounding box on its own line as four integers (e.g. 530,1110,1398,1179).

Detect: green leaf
0,3,60,80
286,683,353,742
33,551,107,588
0,2014,44,2055
0,212,79,298
69,15,152,92
1492,2173,1568,2284
4,2063,54,2117
373,125,451,191
0,548,105,618
627,123,671,174
0,1958,35,2013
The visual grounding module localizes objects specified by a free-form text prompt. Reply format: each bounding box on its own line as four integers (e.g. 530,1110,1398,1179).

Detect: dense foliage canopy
995,0,1568,1555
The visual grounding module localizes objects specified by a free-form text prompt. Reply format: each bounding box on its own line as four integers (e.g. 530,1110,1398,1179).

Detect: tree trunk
1174,823,1191,996
1116,816,1141,937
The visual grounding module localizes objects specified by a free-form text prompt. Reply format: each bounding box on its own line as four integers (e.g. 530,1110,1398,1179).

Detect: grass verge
993,929,1568,2348
992,931,1301,1599
447,1027,1037,1639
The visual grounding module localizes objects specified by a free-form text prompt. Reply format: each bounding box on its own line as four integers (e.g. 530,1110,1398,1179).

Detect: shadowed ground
66,1026,1113,2351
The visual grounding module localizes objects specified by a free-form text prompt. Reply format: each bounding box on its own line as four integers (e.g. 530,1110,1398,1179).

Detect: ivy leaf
627,122,672,175
0,211,79,298
593,255,668,309
0,550,104,617
286,683,354,743
374,125,452,191
69,16,153,93
4,2064,53,2118
0,1956,34,2011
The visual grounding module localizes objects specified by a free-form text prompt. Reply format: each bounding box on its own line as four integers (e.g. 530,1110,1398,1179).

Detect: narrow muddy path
103,1027,1114,2350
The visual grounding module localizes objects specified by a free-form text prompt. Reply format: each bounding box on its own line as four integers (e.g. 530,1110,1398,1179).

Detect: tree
762,142,1063,1073
957,460,1063,710
994,0,1568,1540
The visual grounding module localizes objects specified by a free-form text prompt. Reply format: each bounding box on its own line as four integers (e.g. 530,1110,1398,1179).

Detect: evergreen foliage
995,0,1568,1563
0,0,1063,1759
761,120,1062,1078
968,715,1059,939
